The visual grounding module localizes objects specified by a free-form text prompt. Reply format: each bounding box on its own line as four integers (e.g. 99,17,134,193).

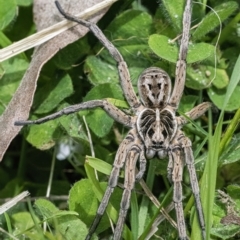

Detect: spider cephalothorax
138,67,171,108
15,0,213,239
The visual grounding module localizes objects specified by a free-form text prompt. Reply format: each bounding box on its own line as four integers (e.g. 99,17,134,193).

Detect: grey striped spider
15,0,211,239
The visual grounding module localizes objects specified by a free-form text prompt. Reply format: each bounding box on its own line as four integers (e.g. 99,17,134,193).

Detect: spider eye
158,150,167,159
146,149,155,159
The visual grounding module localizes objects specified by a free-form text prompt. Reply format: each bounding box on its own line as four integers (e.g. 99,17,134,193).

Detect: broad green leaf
211,193,240,240
35,199,78,219
0,0,17,30
219,133,240,166
101,43,151,78
57,215,89,240
161,0,184,31
226,185,240,207
105,10,152,40
0,178,24,197
84,56,119,85
0,31,12,48
149,34,214,64
107,98,129,109
178,95,198,113
86,9,152,87
0,57,29,114
11,212,39,237
35,199,88,240
86,108,114,137
35,199,59,219
193,2,239,41
186,65,229,90
57,102,88,141
211,67,229,89
54,36,90,70
211,224,240,240
68,179,109,235
34,74,74,114
207,85,240,111
84,83,124,101
83,83,125,137
16,0,32,6
25,118,61,150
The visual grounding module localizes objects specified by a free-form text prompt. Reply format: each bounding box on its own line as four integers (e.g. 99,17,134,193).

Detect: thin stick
0,0,118,62
0,191,30,214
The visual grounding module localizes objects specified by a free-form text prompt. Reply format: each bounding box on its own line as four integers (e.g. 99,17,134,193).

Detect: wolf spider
15,0,212,239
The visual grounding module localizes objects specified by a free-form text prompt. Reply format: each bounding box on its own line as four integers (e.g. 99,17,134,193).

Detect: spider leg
55,1,142,111
177,102,212,126
168,148,188,240
14,99,133,127
135,150,147,181
169,131,206,240
183,138,206,240
114,143,141,240
85,129,143,240
169,0,192,109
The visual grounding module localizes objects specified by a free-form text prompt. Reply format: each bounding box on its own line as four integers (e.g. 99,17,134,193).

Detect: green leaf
25,118,61,150
58,103,88,141
207,85,240,111
86,108,114,137
57,215,89,240
186,65,229,90
11,212,38,236
226,185,240,208
84,56,119,85
161,0,184,32
69,179,109,235
86,10,152,87
219,133,240,166
35,199,59,219
107,98,129,109
178,95,198,113
192,1,239,41
211,224,240,240
211,192,240,240
35,199,89,240
16,0,32,6
0,31,12,48
34,74,74,114
105,10,152,40
0,57,29,114
84,83,124,101
83,83,125,137
0,0,17,30
149,34,214,64
54,37,90,70
0,178,24,197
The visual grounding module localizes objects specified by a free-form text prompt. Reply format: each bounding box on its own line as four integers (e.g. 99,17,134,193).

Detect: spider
15,0,212,239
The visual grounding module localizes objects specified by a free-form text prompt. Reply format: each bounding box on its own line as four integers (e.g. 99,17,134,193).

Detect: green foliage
1,0,240,240
0,0,17,31
149,34,215,64
0,57,29,114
